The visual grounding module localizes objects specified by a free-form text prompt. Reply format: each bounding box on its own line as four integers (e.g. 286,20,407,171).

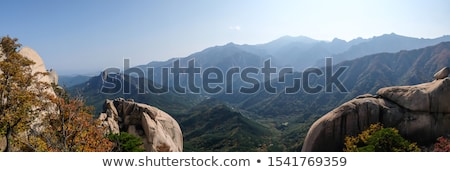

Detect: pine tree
108,132,145,152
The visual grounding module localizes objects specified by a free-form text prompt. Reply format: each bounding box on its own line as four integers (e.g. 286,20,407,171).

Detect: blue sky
1,0,449,75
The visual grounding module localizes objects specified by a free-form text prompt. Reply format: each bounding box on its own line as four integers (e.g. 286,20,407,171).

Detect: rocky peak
0,46,58,87
18,47,58,86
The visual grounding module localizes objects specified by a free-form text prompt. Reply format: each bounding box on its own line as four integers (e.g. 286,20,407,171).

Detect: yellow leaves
1,36,113,152
0,37,41,151
357,123,383,144
343,135,359,152
344,123,420,152
22,135,48,152
30,96,114,152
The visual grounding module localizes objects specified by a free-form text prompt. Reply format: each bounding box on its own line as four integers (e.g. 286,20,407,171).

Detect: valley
66,34,450,151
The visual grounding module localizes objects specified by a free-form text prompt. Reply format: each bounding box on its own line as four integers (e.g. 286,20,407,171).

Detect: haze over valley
1,0,450,152
68,35,450,151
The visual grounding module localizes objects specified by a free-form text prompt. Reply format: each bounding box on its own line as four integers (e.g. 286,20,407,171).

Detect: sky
1,0,449,75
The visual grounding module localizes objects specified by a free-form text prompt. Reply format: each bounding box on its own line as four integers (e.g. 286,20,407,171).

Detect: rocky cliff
98,98,183,152
302,68,450,151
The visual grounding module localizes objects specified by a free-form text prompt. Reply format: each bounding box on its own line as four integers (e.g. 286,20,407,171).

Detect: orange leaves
35,96,114,152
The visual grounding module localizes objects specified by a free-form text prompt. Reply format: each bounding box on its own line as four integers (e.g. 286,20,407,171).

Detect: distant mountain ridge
128,33,450,93
59,75,91,87
68,73,203,116
329,33,450,65
219,41,450,119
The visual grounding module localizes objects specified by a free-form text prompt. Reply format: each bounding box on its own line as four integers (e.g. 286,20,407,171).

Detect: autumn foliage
344,123,420,152
23,94,113,152
433,136,450,152
0,36,112,152
0,36,43,151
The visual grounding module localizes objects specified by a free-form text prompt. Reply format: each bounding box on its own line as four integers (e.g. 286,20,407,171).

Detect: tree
344,123,420,152
0,36,113,152
108,132,144,152
0,36,45,151
23,89,113,152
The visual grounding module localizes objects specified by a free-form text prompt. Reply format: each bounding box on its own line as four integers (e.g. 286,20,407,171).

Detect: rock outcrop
98,98,183,152
18,47,58,86
0,46,58,90
434,67,449,80
302,75,450,152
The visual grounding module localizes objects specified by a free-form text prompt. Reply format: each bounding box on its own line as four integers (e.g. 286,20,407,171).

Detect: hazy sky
1,0,449,75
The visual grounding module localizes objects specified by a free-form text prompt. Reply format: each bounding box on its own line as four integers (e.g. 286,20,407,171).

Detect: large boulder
302,78,450,152
1,46,58,86
18,47,58,86
377,78,450,113
99,98,183,152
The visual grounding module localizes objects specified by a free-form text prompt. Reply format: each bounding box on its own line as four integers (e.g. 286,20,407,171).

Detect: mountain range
67,34,450,151
218,41,450,118
64,33,450,88
129,33,450,85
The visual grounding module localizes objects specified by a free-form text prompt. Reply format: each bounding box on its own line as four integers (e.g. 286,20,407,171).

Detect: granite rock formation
98,98,183,152
18,47,58,86
434,67,449,80
302,72,450,152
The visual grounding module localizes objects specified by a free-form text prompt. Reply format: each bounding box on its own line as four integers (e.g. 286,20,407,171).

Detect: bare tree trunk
4,127,11,152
